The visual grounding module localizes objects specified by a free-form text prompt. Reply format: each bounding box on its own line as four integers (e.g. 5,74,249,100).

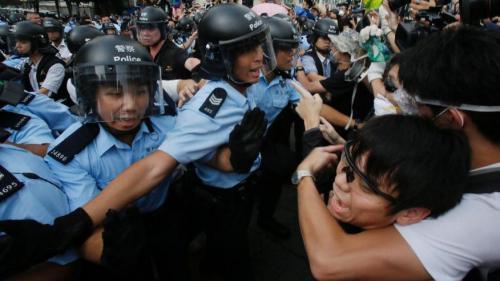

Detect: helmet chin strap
225,73,253,89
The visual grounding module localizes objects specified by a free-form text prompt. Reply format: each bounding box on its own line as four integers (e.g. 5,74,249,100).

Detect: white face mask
393,88,419,115
339,10,345,16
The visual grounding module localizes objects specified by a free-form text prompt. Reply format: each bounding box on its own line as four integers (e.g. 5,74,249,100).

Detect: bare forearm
320,104,351,127
82,151,177,227
297,71,326,93
79,228,104,264
208,146,234,172
297,177,349,279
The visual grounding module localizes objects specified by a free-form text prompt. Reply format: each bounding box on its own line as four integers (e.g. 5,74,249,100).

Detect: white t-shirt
395,163,500,281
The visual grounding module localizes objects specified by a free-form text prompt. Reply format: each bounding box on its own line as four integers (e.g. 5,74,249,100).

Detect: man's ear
448,108,465,129
395,207,431,225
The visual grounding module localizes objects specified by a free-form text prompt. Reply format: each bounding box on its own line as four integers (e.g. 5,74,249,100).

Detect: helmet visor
219,30,277,82
73,63,165,123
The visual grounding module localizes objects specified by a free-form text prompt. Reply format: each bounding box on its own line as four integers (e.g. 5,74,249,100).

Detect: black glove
100,208,152,278
229,107,268,173
0,208,93,278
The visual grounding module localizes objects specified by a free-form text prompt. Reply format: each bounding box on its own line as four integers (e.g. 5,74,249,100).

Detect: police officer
136,6,199,80
43,17,71,62
0,143,78,279
41,35,181,279
301,18,339,80
101,22,118,35
0,5,269,280
0,81,55,156
14,21,67,101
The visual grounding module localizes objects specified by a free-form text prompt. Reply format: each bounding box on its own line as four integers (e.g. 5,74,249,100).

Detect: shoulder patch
0,110,31,130
48,123,100,165
0,128,11,142
199,88,227,118
0,82,32,106
0,165,24,202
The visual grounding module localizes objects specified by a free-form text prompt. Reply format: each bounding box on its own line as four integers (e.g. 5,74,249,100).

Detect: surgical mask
339,10,345,16
393,88,419,115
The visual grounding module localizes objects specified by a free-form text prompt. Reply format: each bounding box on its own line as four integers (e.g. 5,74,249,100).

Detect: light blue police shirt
247,75,300,128
16,91,78,133
45,116,175,213
0,144,77,265
159,80,261,189
2,106,54,145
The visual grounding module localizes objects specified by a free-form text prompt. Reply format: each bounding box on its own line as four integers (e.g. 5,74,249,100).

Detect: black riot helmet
13,21,54,54
42,17,63,34
197,4,276,83
0,24,16,54
312,18,339,43
136,6,169,45
72,35,165,122
102,22,118,35
265,16,300,50
176,16,195,34
66,25,104,54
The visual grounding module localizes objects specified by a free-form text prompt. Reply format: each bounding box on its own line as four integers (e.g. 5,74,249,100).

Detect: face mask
393,88,419,115
339,10,345,16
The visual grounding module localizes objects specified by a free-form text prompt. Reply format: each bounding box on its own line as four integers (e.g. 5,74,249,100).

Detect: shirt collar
316,51,327,63
217,80,249,107
95,120,153,157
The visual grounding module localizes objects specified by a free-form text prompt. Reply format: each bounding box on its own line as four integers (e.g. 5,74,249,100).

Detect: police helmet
42,17,63,34
265,16,299,50
197,4,276,82
136,6,169,43
176,16,195,34
0,24,16,54
312,18,339,43
66,26,104,55
102,22,117,35
72,35,165,122
13,21,53,54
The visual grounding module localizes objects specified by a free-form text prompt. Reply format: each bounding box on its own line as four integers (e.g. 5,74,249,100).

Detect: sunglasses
341,141,397,203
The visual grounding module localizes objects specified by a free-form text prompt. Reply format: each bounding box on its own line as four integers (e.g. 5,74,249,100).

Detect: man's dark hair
350,114,470,217
399,26,500,144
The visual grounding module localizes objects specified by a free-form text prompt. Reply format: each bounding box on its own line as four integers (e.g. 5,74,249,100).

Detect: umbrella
252,3,288,16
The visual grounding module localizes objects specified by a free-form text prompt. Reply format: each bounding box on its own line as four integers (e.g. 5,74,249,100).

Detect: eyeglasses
432,106,451,121
341,141,397,203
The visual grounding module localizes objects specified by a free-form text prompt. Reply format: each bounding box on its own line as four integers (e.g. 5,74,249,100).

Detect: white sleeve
367,61,386,82
162,80,180,103
395,193,500,281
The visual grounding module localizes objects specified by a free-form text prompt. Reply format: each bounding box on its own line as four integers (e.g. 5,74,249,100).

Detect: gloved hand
229,107,268,173
100,208,151,277
0,208,93,278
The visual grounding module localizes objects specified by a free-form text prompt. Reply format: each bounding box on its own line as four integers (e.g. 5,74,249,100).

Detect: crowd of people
0,0,499,280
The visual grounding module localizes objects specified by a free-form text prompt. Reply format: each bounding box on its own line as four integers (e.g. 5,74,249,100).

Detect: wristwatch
291,170,314,185
295,66,305,72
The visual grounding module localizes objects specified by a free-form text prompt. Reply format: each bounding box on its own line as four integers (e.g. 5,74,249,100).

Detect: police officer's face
138,27,161,46
15,40,31,55
47,31,61,43
276,47,296,71
232,45,264,84
96,84,150,132
315,36,331,53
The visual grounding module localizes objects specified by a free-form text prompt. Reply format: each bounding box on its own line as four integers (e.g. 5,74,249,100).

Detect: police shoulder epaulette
0,165,24,202
199,88,227,118
0,82,33,106
47,123,100,165
0,128,11,142
0,110,31,130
